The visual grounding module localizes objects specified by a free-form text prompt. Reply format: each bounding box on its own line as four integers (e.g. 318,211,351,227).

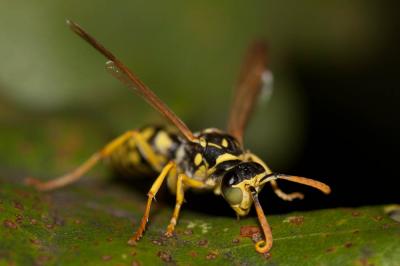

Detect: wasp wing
226,41,272,144
67,20,196,142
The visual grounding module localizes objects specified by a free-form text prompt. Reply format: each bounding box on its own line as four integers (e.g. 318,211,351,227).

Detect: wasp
26,20,331,254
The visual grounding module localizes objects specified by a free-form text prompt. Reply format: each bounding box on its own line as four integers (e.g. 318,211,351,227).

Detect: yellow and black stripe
179,128,244,182
108,125,181,176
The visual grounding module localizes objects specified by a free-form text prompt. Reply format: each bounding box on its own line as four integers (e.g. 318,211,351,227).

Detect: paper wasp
26,20,331,254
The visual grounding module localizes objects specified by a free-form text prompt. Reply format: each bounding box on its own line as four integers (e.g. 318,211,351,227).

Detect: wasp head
221,162,268,216
220,153,331,253
220,158,332,217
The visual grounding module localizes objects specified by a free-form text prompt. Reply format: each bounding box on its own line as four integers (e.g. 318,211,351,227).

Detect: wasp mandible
27,20,331,254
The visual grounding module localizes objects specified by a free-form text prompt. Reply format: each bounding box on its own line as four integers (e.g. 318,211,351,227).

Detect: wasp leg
270,180,304,201
131,130,164,171
128,161,176,245
250,189,273,254
165,175,204,237
25,130,160,191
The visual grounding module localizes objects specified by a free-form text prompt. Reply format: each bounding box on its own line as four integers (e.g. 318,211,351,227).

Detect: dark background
291,2,400,210
0,1,398,215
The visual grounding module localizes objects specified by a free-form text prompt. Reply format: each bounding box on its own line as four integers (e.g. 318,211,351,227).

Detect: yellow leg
25,129,161,191
270,180,304,201
132,131,164,171
128,161,176,245
251,189,273,254
165,174,204,237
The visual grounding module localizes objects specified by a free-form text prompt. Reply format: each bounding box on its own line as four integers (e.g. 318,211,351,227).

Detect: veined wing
67,20,196,142
226,41,272,145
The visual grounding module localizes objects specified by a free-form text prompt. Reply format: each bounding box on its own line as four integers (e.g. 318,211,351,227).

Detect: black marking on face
221,162,265,187
211,159,242,178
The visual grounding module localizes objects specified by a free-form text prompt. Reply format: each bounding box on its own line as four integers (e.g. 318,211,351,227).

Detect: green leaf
1,115,399,266
1,179,400,266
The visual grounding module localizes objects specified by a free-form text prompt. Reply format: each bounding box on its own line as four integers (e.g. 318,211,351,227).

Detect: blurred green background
0,1,398,208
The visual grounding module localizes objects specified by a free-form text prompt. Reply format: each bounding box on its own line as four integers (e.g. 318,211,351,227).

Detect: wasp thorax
221,162,266,216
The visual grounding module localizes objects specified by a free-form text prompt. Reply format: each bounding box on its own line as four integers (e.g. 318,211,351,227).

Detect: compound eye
222,187,243,205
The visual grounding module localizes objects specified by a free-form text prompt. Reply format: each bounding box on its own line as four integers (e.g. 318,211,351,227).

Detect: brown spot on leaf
206,251,218,260
157,251,172,262
251,232,263,243
352,211,361,217
183,229,193,235
3,219,17,229
189,251,198,257
30,238,41,245
15,214,24,224
372,216,383,222
232,238,240,244
53,216,65,226
70,245,80,251
382,223,390,229
197,239,208,247
223,251,234,260
13,201,24,211
344,242,353,248
36,255,51,265
30,218,37,225
101,255,112,261
152,236,168,246
263,252,272,260
152,239,163,246
131,260,141,266
240,225,260,238
359,258,374,266
326,247,336,253
45,224,55,230
287,216,304,226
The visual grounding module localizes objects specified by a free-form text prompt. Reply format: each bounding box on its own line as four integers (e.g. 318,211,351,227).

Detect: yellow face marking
230,182,254,216
194,153,203,166
221,138,229,148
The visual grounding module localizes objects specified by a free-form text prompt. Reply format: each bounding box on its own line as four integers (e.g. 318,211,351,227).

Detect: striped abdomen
108,126,182,176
